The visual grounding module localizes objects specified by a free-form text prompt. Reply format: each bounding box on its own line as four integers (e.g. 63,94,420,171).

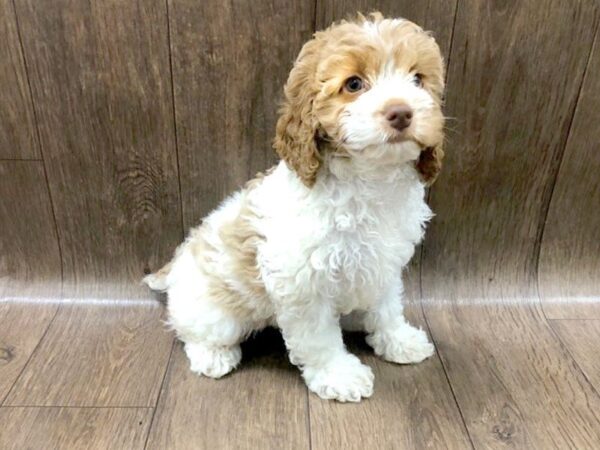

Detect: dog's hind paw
184,342,242,378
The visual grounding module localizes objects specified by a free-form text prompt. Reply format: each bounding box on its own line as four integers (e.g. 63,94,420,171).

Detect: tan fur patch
188,178,269,319
218,202,265,298
417,145,444,186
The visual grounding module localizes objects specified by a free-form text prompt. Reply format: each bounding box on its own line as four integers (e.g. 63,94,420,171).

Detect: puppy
145,13,445,402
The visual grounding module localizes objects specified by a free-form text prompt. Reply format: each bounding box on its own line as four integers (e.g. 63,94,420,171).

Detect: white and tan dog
145,13,445,402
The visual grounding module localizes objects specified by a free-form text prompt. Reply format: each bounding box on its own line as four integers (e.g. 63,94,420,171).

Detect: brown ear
416,144,444,186
273,39,322,187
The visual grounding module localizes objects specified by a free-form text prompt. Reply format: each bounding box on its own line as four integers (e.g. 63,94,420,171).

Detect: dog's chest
255,164,429,310
307,181,426,307
311,210,390,293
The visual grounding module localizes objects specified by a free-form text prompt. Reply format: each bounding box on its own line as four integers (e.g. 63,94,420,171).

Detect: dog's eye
413,73,424,87
344,76,364,93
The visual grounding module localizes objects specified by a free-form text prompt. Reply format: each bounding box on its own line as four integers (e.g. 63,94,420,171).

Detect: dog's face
274,14,445,186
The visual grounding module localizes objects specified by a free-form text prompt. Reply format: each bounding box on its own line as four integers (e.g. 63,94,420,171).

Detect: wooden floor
2,295,600,450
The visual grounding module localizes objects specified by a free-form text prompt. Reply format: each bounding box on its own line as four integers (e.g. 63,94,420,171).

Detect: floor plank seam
164,0,186,240
143,337,176,450
533,20,599,282
418,302,476,450
418,255,476,449
444,0,460,87
305,385,312,450
535,246,600,405
1,305,61,406
10,0,66,288
546,319,600,402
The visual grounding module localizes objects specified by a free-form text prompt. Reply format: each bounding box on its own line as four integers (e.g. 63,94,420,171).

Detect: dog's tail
142,261,173,292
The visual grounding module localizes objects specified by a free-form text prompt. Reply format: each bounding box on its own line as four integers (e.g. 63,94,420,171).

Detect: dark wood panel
5,304,172,407
420,1,600,447
423,0,598,295
146,329,309,450
539,30,600,319
316,0,457,60
0,406,152,449
551,320,600,391
0,0,39,159
0,303,57,404
14,0,182,300
0,161,61,300
169,0,314,228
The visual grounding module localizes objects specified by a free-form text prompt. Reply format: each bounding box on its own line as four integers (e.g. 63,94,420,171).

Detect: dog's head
274,13,445,186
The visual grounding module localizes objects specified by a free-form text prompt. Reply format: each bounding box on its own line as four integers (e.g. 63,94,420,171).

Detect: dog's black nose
385,105,413,131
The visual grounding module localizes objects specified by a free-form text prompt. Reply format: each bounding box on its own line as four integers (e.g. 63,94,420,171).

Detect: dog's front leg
276,302,373,402
365,277,435,364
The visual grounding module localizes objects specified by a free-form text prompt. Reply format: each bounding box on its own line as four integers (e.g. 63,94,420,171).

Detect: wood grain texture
169,0,314,228
5,304,172,407
0,0,39,159
551,320,600,391
420,1,600,448
423,0,598,296
0,162,61,300
0,162,61,403
0,406,152,450
539,30,600,319
425,303,600,448
146,329,309,450
0,303,57,404
316,0,457,60
13,0,182,300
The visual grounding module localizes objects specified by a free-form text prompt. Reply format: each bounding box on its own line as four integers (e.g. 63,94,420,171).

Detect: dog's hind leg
165,251,246,378
171,298,245,378
183,341,242,379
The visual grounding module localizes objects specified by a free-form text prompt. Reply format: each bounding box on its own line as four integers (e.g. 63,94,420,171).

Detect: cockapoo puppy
145,13,445,402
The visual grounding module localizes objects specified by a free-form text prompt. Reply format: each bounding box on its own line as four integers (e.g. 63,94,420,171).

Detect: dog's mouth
386,125,417,144
387,131,420,149
387,131,429,153
387,133,409,144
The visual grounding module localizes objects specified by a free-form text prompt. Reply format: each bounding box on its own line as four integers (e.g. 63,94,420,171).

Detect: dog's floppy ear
274,38,322,187
416,144,444,186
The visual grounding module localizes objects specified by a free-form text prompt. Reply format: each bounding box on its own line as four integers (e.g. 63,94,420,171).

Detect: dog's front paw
303,354,374,402
367,323,434,364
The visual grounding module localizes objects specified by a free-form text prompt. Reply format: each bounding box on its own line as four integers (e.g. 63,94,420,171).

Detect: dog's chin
329,140,422,182
386,139,422,162
343,139,422,163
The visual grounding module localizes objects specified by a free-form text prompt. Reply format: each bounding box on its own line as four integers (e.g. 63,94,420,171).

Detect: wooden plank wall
168,0,314,229
538,28,600,319
1,0,599,303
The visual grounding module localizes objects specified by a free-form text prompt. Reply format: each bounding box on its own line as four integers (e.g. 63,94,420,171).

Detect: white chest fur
254,161,432,312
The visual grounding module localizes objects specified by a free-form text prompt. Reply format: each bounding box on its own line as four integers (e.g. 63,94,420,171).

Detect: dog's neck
319,141,422,185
